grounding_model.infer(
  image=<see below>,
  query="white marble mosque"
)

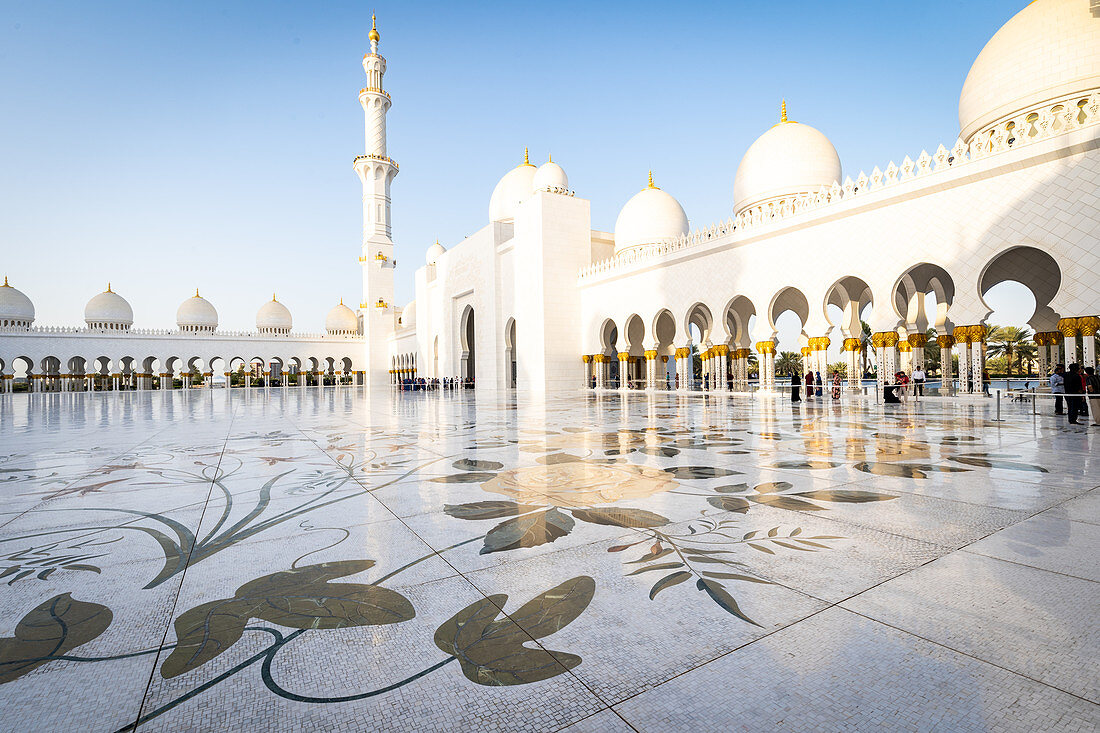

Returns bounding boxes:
[2,0,1100,398]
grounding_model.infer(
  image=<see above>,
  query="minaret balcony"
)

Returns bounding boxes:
[359,87,391,102]
[353,154,399,171]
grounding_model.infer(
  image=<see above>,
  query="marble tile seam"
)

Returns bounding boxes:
[840,605,1100,709]
[0,421,184,533]
[128,400,241,733]
[958,544,1100,586]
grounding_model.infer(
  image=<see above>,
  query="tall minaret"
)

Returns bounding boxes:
[354,13,398,386]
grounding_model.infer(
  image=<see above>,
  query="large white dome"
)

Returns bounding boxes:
[85,285,133,330]
[176,290,218,332]
[257,295,292,334]
[613,175,690,256]
[532,158,568,192]
[425,239,446,266]
[733,106,842,215]
[488,151,536,222]
[400,301,416,329]
[0,277,34,327]
[325,300,358,335]
[959,0,1100,143]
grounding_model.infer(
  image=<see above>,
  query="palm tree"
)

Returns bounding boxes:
[859,320,873,377]
[986,325,1035,377]
[775,351,802,377]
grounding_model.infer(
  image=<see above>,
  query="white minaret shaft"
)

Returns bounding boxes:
[354,13,398,386]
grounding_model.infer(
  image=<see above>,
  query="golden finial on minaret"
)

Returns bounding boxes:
[107,282,113,293]
[780,99,788,123]
[369,12,379,43]
[340,297,344,305]
[647,170,658,189]
[272,292,277,301]
[548,153,552,163]
[523,147,531,166]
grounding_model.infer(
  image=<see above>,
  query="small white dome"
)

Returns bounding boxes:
[426,240,447,266]
[532,158,568,191]
[959,0,1100,143]
[0,277,34,327]
[400,301,416,329]
[84,285,133,330]
[257,295,292,334]
[325,300,358,335]
[613,175,689,256]
[488,152,537,222]
[176,290,218,332]
[733,107,842,215]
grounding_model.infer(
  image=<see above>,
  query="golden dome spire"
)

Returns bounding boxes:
[339,297,344,305]
[548,153,552,163]
[523,147,532,166]
[2,276,8,287]
[781,99,788,123]
[647,170,658,189]
[272,292,277,301]
[369,13,379,43]
[195,287,200,297]
[107,282,113,293]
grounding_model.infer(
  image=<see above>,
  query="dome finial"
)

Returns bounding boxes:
[369,12,379,43]
[548,152,552,163]
[647,170,658,189]
[339,296,343,305]
[195,287,200,297]
[781,99,788,123]
[107,282,112,293]
[523,147,530,166]
[2,276,7,287]
[272,292,277,302]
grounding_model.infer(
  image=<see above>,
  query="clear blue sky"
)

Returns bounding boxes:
[1,0,1033,340]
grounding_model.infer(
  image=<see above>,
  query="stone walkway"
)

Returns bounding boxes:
[0,389,1097,731]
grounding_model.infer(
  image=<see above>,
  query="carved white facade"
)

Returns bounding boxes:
[2,0,1098,397]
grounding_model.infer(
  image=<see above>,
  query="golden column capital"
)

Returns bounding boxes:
[1058,317,1079,337]
[842,337,861,352]
[715,344,730,356]
[898,342,912,353]
[907,333,928,347]
[1076,316,1100,337]
[756,341,776,355]
[581,354,591,363]
[952,326,971,344]
[643,350,658,360]
[800,346,812,356]
[813,336,831,350]
[937,335,956,348]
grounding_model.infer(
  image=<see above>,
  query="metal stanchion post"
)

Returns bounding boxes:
[992,389,1003,422]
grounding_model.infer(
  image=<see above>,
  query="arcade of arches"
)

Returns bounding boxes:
[582,249,1100,396]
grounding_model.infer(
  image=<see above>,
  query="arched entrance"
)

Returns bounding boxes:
[460,306,475,385]
[504,318,517,388]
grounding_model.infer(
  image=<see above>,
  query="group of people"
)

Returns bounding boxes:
[790,370,842,402]
[397,376,473,391]
[1048,363,1100,425]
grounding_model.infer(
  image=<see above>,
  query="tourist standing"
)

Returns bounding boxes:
[1086,366,1100,426]
[804,371,814,399]
[912,365,925,396]
[815,371,823,397]
[1050,364,1065,415]
[791,372,801,402]
[1065,363,1086,425]
[831,371,841,399]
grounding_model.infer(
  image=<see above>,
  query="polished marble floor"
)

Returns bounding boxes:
[0,387,1098,732]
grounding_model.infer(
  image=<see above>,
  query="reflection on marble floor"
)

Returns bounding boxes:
[0,389,1098,731]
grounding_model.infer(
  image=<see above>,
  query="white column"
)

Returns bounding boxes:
[1036,336,1049,383]
[940,338,953,394]
[958,342,972,393]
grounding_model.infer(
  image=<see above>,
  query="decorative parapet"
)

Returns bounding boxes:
[0,324,363,340]
[579,91,1100,282]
